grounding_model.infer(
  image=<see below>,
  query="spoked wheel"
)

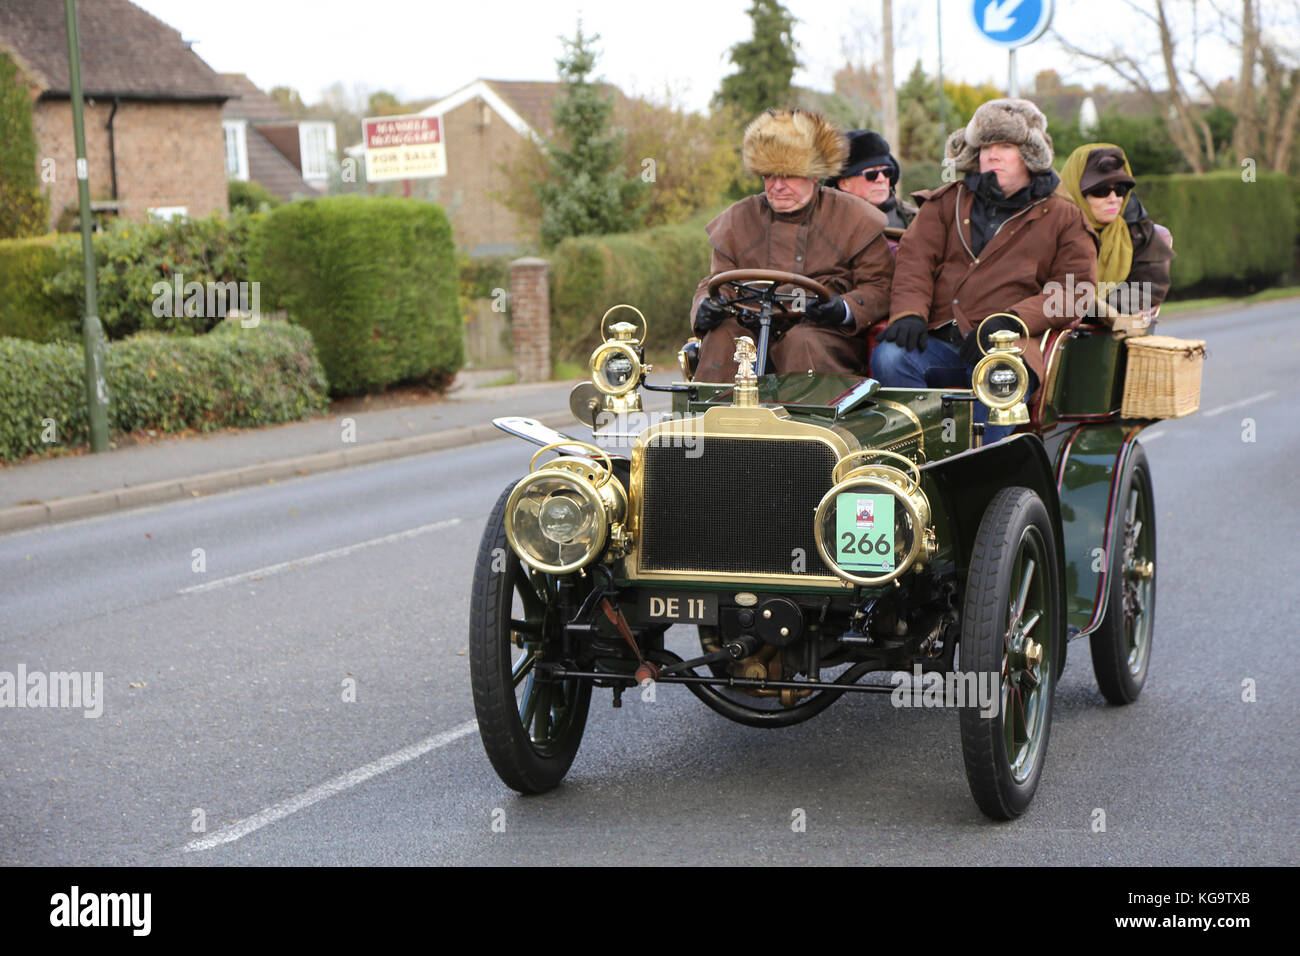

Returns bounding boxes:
[1090,445,1156,704]
[959,487,1062,820]
[469,482,591,794]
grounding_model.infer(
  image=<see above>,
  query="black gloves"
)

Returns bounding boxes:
[694,296,728,335]
[875,314,928,352]
[802,295,851,327]
[958,314,1020,366]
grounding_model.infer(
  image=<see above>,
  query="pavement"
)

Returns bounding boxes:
[0,369,594,533]
[0,297,1277,534]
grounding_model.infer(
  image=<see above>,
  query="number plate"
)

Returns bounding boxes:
[637,591,718,625]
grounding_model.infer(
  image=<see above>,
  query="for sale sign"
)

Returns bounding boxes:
[363,114,446,181]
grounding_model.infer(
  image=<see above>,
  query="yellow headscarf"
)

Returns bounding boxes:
[1058,143,1135,286]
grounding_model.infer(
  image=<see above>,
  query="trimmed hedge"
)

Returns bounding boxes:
[0,235,66,342]
[1139,171,1293,291]
[1,52,49,239]
[0,322,328,461]
[248,195,463,396]
[44,211,257,340]
[550,221,711,362]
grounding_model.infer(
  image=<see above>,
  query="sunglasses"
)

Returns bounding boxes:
[860,167,891,182]
[1084,182,1132,199]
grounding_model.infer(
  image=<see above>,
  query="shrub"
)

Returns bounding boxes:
[43,211,257,339]
[0,322,328,461]
[248,195,463,395]
[898,160,945,201]
[549,221,711,363]
[0,236,68,341]
[1139,171,1292,292]
[0,53,49,238]
[229,179,281,213]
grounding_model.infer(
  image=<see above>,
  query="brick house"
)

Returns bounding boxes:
[0,0,230,229]
[346,78,628,256]
[221,73,337,202]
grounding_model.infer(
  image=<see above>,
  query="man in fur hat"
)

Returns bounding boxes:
[873,98,1097,439]
[690,109,894,381]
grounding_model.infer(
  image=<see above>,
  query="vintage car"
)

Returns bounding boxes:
[469,270,1202,819]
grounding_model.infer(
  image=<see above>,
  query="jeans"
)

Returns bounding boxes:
[870,339,1016,443]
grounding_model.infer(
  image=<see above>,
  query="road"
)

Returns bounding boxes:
[1,301,1297,866]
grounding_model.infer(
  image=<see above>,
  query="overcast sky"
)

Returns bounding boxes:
[132,0,1240,114]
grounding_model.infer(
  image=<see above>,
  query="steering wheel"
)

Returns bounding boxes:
[706,269,835,330]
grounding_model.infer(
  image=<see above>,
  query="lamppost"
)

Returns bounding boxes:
[63,0,110,453]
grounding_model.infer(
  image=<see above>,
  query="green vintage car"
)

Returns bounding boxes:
[469,270,1200,819]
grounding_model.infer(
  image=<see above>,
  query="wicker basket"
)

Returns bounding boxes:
[1121,335,1206,419]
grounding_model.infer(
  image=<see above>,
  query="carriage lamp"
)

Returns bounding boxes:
[813,451,936,587]
[589,308,650,414]
[972,328,1031,427]
[505,442,627,575]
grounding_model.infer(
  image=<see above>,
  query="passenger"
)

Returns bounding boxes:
[691,109,894,382]
[1057,144,1174,317]
[827,130,917,232]
[873,98,1097,440]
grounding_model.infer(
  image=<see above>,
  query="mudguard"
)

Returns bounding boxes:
[1052,422,1152,638]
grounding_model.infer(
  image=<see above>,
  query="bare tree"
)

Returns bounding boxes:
[881,0,898,147]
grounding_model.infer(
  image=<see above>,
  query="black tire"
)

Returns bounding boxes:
[958,487,1062,820]
[469,482,591,794]
[1090,445,1156,705]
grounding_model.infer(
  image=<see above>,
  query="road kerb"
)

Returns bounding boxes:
[0,409,575,533]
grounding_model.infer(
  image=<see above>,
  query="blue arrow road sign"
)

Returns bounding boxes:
[972,0,1054,48]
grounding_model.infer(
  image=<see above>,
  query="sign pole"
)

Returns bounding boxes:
[1008,47,1018,97]
[63,0,109,453]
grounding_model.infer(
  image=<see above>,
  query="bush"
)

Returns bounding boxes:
[898,160,945,201]
[549,221,711,363]
[0,236,69,341]
[1139,171,1293,292]
[248,195,463,395]
[44,211,257,339]
[0,322,328,461]
[0,53,49,238]
[229,180,282,214]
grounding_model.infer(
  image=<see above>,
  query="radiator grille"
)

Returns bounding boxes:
[638,436,837,577]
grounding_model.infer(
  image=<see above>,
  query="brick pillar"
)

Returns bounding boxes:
[510,257,551,383]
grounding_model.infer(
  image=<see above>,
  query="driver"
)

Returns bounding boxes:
[690,109,894,381]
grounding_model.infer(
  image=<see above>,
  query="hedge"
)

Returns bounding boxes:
[549,221,711,362]
[43,211,257,340]
[248,195,463,396]
[1,52,49,239]
[0,235,67,342]
[1139,171,1293,291]
[0,322,328,461]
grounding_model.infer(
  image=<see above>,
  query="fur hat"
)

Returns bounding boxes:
[828,129,900,186]
[743,109,848,180]
[944,98,1054,175]
[1079,146,1135,193]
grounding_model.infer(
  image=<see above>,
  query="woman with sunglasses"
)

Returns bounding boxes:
[828,130,917,231]
[1058,144,1174,317]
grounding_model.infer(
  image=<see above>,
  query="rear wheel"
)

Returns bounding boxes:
[469,482,591,794]
[959,487,1062,820]
[1090,445,1156,704]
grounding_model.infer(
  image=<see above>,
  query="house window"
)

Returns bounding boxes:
[148,206,188,222]
[223,121,248,181]
[298,122,336,182]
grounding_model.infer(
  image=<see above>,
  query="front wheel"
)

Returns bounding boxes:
[469,482,591,794]
[1090,445,1156,704]
[959,487,1063,820]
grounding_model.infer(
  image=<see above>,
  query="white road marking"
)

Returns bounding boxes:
[181,720,479,852]
[1202,390,1277,418]
[178,517,462,594]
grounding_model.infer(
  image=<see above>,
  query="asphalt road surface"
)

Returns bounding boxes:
[2,302,1296,866]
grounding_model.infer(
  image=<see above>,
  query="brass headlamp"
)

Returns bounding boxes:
[971,313,1031,427]
[586,305,650,414]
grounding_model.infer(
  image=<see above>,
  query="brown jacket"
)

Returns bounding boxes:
[692,185,894,333]
[888,180,1097,383]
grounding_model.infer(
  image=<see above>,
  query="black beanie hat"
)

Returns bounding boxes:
[826,129,900,187]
